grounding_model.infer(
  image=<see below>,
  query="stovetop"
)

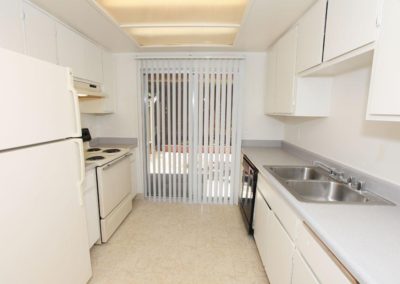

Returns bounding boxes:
[84,145,130,167]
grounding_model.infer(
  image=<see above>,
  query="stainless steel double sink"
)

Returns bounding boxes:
[264,166,393,205]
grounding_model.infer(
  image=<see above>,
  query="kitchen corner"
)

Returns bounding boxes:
[242,141,400,284]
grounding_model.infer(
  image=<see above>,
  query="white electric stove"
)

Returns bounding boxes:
[83,140,133,243]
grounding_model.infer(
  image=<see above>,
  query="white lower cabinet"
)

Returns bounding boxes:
[253,189,271,267]
[264,211,295,284]
[254,188,294,284]
[296,223,355,284]
[83,168,100,248]
[292,250,319,284]
[253,172,358,284]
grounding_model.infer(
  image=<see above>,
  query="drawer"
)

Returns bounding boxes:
[296,222,357,284]
[257,174,300,240]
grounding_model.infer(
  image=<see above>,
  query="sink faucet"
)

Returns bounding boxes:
[314,161,366,189]
[348,176,366,191]
[314,161,335,175]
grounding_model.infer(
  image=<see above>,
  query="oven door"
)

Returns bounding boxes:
[97,154,132,218]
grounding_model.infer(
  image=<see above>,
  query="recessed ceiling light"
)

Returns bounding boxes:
[95,0,249,47]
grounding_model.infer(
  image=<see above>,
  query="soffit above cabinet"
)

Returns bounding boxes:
[29,0,316,52]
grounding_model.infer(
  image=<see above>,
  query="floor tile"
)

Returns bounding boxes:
[89,199,269,284]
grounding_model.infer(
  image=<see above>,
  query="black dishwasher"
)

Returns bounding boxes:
[239,155,258,235]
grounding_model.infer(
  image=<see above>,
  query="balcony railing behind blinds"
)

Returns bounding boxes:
[139,59,243,204]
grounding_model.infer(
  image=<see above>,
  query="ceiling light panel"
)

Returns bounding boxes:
[126,27,238,46]
[96,0,248,25]
[95,0,249,47]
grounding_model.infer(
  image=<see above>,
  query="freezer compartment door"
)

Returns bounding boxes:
[97,154,132,218]
[0,139,92,284]
[0,48,81,151]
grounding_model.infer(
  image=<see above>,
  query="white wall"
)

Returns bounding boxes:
[284,67,400,186]
[80,114,99,136]
[86,52,284,141]
[242,53,284,140]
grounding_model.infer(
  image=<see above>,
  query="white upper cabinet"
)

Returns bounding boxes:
[366,0,400,121]
[102,50,115,98]
[265,26,332,117]
[84,40,103,83]
[79,50,115,114]
[0,0,25,53]
[324,0,382,61]
[274,27,298,114]
[22,2,57,64]
[296,0,327,73]
[264,44,277,115]
[57,23,87,79]
[57,23,102,83]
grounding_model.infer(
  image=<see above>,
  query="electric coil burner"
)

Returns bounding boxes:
[87,148,101,152]
[103,149,121,153]
[86,156,105,161]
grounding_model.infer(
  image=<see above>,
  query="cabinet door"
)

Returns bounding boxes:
[0,0,25,53]
[83,169,100,247]
[275,27,297,114]
[23,2,57,64]
[265,45,277,114]
[324,0,381,61]
[367,0,400,119]
[101,50,116,113]
[57,23,86,80]
[57,24,102,83]
[297,223,354,284]
[292,250,319,284]
[84,40,102,83]
[253,189,271,267]
[296,0,327,72]
[264,211,294,284]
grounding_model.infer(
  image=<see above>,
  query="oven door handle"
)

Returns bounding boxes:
[102,153,132,170]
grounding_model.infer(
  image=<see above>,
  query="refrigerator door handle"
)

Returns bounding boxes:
[70,89,82,138]
[72,139,85,206]
[67,70,82,138]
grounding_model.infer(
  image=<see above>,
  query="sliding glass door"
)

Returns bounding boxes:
[139,59,243,204]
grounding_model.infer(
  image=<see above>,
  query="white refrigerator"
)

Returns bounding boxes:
[0,48,92,283]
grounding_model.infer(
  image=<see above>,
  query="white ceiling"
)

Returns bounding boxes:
[31,0,316,53]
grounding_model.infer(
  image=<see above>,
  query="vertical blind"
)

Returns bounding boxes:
[139,58,243,204]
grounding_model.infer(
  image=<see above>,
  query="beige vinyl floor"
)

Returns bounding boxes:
[89,198,270,284]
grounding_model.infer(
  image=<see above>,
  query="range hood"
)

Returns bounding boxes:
[74,80,105,98]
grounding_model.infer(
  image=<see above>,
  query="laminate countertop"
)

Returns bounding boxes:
[242,146,400,284]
